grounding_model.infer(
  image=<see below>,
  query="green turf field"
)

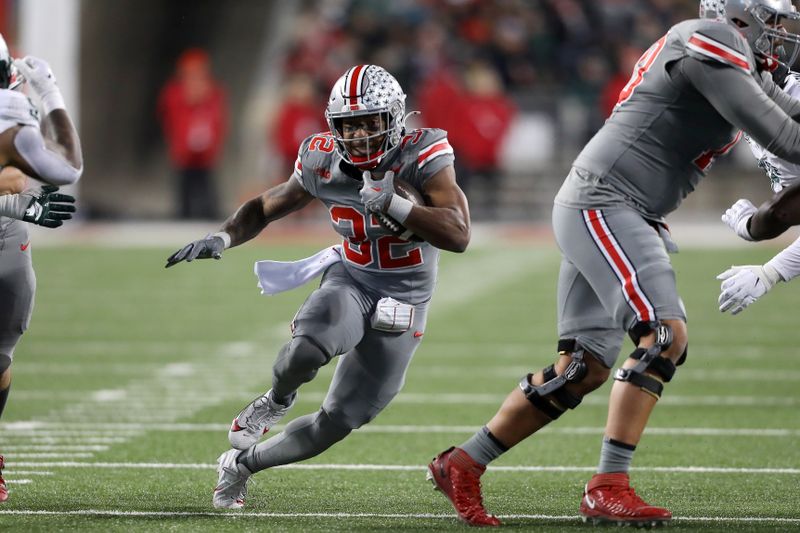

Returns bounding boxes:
[0,242,798,531]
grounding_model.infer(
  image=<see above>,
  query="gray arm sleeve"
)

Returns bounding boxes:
[0,193,25,219]
[13,125,82,186]
[758,71,800,120]
[682,58,800,163]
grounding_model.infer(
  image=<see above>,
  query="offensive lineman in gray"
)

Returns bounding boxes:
[0,34,83,502]
[165,65,470,509]
[428,0,800,527]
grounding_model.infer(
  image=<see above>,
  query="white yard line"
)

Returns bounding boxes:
[2,423,799,437]
[6,462,800,475]
[1,249,547,492]
[8,453,95,459]
[0,509,796,524]
[0,445,109,452]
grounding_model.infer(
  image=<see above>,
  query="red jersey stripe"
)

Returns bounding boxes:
[688,35,750,72]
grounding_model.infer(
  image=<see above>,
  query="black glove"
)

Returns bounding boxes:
[22,185,76,228]
[165,235,226,268]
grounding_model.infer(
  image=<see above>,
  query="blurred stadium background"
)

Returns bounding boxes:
[2,0,800,530]
[0,0,779,223]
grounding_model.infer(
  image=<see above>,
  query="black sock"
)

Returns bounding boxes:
[0,385,9,419]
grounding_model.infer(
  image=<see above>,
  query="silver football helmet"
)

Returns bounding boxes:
[700,0,800,65]
[325,65,407,168]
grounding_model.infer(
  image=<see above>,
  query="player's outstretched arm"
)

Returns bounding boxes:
[165,177,313,268]
[747,181,800,240]
[717,264,782,314]
[721,181,800,241]
[681,58,800,164]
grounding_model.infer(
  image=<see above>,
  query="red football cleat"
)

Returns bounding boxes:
[427,447,501,527]
[0,455,8,502]
[580,472,671,527]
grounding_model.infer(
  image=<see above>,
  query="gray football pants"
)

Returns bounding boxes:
[0,220,35,362]
[553,205,686,368]
[242,262,428,472]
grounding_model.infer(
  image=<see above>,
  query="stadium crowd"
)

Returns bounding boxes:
[270,0,700,211]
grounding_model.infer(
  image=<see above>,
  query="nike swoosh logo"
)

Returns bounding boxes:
[371,187,382,192]
[20,241,30,251]
[585,494,596,509]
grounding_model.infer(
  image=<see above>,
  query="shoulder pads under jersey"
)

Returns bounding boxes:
[683,19,754,74]
[403,128,453,171]
[293,131,336,177]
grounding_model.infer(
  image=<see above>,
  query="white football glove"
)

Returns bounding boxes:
[721,199,757,241]
[359,170,395,213]
[716,264,782,315]
[13,56,65,114]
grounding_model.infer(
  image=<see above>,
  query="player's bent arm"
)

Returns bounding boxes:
[39,109,83,173]
[0,124,82,186]
[402,165,470,253]
[681,59,800,163]
[220,177,313,248]
[747,180,800,240]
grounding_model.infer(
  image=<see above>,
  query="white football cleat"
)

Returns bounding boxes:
[212,449,252,509]
[228,389,295,450]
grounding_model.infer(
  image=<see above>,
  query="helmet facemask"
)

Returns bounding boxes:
[749,4,800,67]
[329,111,394,168]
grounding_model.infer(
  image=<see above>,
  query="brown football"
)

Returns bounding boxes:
[375,177,425,242]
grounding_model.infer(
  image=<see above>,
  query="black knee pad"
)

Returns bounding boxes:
[616,321,677,399]
[519,339,588,420]
[0,354,10,374]
[677,345,688,366]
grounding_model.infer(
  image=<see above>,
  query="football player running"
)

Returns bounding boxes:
[427,0,800,527]
[0,34,83,502]
[718,65,800,314]
[165,65,470,510]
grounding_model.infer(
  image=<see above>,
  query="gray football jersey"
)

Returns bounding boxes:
[292,128,454,305]
[558,18,800,220]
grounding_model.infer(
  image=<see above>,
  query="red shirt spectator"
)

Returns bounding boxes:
[158,49,228,169]
[272,74,326,169]
[158,49,228,219]
[450,63,516,172]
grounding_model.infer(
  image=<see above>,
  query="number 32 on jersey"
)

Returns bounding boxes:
[330,206,423,269]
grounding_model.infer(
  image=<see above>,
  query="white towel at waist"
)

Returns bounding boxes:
[254,245,342,295]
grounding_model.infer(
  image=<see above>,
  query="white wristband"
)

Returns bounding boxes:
[213,231,232,249]
[386,194,414,224]
[40,89,66,115]
[0,192,24,219]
